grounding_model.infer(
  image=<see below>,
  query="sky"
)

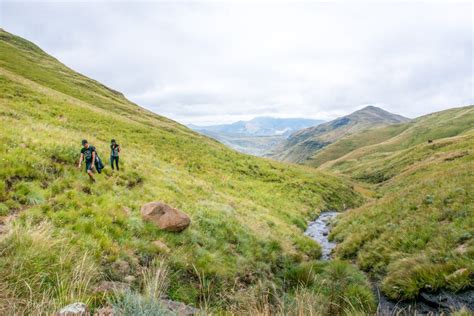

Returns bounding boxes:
[1,1,472,125]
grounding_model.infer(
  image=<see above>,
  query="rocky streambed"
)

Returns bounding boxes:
[304,211,339,260]
[305,211,473,315]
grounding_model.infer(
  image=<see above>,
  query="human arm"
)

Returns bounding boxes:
[91,150,96,169]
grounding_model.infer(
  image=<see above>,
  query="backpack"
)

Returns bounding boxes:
[95,153,105,174]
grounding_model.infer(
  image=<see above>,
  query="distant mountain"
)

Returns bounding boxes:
[268,106,410,163]
[190,117,324,137]
[189,117,324,156]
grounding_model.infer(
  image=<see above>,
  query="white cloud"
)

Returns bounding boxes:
[1,1,472,124]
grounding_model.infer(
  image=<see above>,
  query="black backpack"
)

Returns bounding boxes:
[95,153,105,173]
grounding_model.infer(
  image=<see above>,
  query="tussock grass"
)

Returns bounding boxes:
[0,221,99,314]
[111,259,172,315]
[222,260,375,315]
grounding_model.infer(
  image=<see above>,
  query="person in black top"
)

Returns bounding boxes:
[110,139,121,170]
[78,139,96,181]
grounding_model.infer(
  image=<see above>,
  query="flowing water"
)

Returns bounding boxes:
[304,211,339,260]
[304,211,474,314]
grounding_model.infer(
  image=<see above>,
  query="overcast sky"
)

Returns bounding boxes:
[1,1,472,125]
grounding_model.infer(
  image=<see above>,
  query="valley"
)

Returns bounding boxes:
[189,117,324,156]
[0,29,472,315]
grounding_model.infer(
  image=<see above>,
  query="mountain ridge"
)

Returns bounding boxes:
[190,116,324,137]
[268,105,410,163]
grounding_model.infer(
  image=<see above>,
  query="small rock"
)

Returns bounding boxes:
[159,299,200,315]
[56,302,89,316]
[141,202,190,232]
[94,281,129,294]
[152,240,171,253]
[122,207,131,216]
[111,259,130,275]
[322,231,328,236]
[124,275,136,283]
[445,268,469,282]
[93,305,114,316]
[455,244,467,255]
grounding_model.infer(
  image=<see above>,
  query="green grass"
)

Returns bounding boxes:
[307,123,410,167]
[0,222,100,314]
[324,113,474,300]
[0,29,367,312]
[322,105,474,175]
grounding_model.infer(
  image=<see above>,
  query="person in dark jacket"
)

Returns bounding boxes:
[78,139,96,181]
[110,139,121,170]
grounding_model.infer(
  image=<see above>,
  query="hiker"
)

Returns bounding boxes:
[110,139,121,170]
[78,139,96,181]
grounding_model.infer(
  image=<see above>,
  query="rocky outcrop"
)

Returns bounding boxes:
[376,287,474,315]
[420,289,474,311]
[141,202,190,232]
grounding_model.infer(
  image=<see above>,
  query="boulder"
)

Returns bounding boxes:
[141,202,190,232]
[56,302,89,316]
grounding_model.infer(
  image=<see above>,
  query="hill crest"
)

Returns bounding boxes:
[268,106,409,163]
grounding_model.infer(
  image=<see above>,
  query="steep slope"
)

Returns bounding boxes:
[190,117,324,156]
[269,106,410,163]
[320,106,474,300]
[0,30,364,312]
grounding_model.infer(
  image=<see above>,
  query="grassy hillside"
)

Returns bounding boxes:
[269,106,409,163]
[307,123,411,167]
[318,107,474,300]
[0,30,370,313]
[321,106,474,175]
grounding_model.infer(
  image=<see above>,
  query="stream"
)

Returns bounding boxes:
[304,211,339,260]
[304,211,474,315]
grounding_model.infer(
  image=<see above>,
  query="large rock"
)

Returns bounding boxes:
[56,302,89,316]
[141,202,190,232]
